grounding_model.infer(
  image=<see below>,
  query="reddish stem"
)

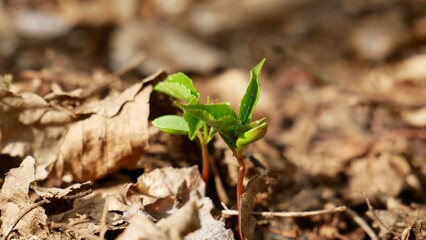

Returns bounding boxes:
[235,149,245,240]
[201,141,209,183]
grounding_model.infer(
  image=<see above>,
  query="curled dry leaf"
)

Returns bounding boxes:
[117,200,200,240]
[129,166,204,220]
[240,173,271,240]
[2,71,165,182]
[54,79,155,182]
[31,181,92,200]
[0,86,74,177]
[157,200,201,240]
[0,156,49,239]
[31,181,93,216]
[134,166,205,201]
[0,90,49,157]
[185,197,234,240]
[127,166,232,239]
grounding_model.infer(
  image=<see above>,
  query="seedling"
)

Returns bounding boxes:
[152,73,216,183]
[152,59,267,240]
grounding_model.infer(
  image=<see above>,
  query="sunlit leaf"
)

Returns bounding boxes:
[239,59,265,125]
[178,103,241,149]
[236,119,268,148]
[152,115,189,135]
[154,73,199,102]
[184,112,203,140]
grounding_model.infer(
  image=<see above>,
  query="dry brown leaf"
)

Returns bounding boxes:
[55,84,151,182]
[31,181,92,200]
[13,10,71,38]
[129,166,204,220]
[0,156,49,239]
[50,193,123,234]
[348,153,410,201]
[240,173,271,240]
[117,200,201,240]
[394,54,426,83]
[348,12,407,62]
[77,80,145,117]
[144,195,176,219]
[60,0,138,26]
[31,181,93,216]
[358,67,426,107]
[134,166,205,202]
[0,90,49,157]
[117,214,169,240]
[0,118,33,157]
[0,89,73,179]
[185,197,234,240]
[282,189,323,212]
[110,21,224,73]
[157,200,201,240]
[129,167,230,239]
[46,70,164,182]
[187,0,314,36]
[284,135,369,177]
[2,70,164,182]
[0,90,48,110]
[401,107,426,127]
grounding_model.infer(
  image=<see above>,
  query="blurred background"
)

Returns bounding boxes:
[1,0,426,76]
[1,1,426,239]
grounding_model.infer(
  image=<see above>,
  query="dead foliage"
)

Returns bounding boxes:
[1,0,426,239]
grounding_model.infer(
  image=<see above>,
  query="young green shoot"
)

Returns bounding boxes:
[152,59,267,240]
[152,73,216,183]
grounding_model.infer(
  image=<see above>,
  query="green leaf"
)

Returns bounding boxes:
[239,58,265,125]
[184,112,203,140]
[236,117,266,135]
[236,119,268,148]
[152,115,189,135]
[178,103,242,149]
[154,73,199,102]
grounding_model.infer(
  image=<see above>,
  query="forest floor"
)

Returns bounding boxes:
[0,1,425,239]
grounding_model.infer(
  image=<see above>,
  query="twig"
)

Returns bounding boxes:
[2,189,93,240]
[362,192,398,236]
[51,222,103,240]
[99,195,110,239]
[328,196,379,240]
[2,198,51,240]
[210,157,230,205]
[344,206,379,240]
[221,206,346,217]
[221,202,230,210]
